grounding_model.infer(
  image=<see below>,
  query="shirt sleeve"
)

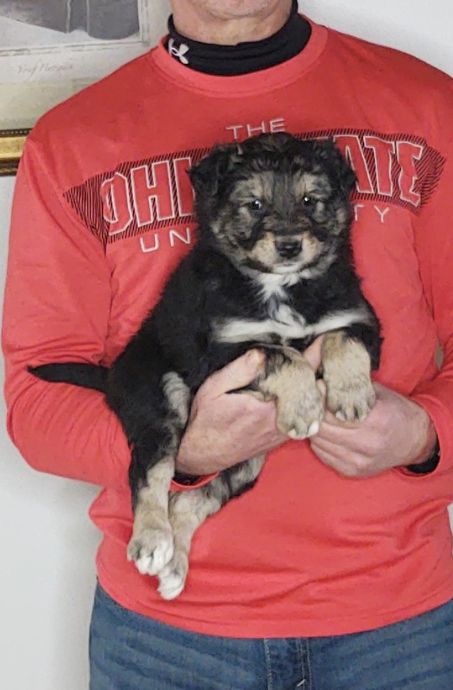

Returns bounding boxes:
[2,134,130,488]
[410,133,453,475]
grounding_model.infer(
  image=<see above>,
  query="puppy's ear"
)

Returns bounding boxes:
[313,139,357,196]
[189,144,242,198]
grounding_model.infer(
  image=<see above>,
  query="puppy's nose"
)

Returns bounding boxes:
[276,239,302,259]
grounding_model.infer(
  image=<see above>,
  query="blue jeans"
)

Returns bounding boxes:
[89,584,453,690]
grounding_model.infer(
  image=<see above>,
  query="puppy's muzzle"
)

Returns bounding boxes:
[275,239,302,259]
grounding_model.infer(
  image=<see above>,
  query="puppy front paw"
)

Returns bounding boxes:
[326,375,375,422]
[127,525,174,576]
[277,382,324,439]
[322,333,376,422]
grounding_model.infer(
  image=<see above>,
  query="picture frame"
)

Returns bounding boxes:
[0,127,29,175]
[0,0,166,175]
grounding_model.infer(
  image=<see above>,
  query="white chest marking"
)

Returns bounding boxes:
[215,308,368,344]
[255,272,300,302]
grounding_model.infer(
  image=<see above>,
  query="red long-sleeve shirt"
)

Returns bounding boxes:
[3,20,453,637]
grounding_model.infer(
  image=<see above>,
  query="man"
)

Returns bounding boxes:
[3,1,453,688]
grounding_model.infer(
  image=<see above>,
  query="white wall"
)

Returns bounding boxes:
[0,179,101,689]
[0,2,452,689]
[302,0,453,74]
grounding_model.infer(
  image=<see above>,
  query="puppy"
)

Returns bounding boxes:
[30,133,381,600]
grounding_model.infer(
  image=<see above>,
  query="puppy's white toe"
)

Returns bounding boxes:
[335,410,347,422]
[158,572,186,600]
[157,552,188,600]
[136,554,153,575]
[307,420,320,436]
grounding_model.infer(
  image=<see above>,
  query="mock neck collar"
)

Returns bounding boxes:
[166,0,311,76]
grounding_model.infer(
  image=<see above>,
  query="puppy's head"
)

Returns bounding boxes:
[190,132,356,277]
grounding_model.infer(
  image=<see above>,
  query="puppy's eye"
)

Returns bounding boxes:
[303,195,315,206]
[248,199,264,212]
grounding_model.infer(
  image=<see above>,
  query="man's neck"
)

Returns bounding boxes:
[172,1,293,46]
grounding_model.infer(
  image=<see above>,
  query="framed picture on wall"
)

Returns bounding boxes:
[0,0,167,175]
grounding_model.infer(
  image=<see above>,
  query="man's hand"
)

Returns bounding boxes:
[310,382,437,478]
[176,350,285,475]
[176,339,324,476]
[176,339,435,482]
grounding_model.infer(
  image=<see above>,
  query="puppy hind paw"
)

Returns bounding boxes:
[127,526,174,576]
[157,552,188,600]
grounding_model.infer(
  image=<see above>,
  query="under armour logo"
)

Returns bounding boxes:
[168,38,190,65]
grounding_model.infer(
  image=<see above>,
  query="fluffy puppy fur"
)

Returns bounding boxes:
[30,133,381,599]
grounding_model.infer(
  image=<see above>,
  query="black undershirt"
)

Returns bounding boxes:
[166,0,311,76]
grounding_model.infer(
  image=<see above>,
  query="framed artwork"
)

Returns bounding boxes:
[0,0,168,174]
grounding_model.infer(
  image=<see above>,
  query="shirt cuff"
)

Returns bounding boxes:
[402,391,449,475]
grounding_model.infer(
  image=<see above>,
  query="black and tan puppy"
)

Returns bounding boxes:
[30,133,381,599]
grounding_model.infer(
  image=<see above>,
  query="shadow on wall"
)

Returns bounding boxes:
[50,482,101,690]
[0,0,140,39]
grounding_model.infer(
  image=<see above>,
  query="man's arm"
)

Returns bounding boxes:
[2,135,130,488]
[409,133,453,474]
[3,133,289,492]
[310,129,453,478]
